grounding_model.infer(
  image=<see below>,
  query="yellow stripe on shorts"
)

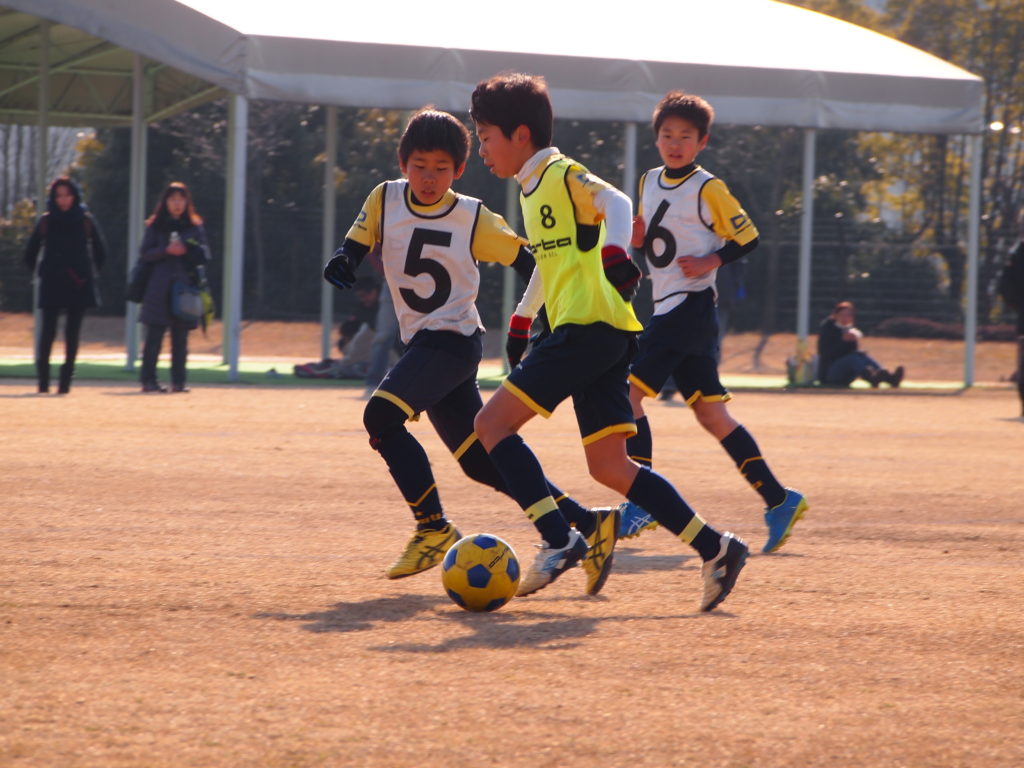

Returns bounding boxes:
[501,378,552,419]
[685,390,732,406]
[581,422,638,447]
[628,372,658,398]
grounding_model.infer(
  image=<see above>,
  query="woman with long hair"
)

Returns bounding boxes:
[137,181,210,393]
[23,175,107,394]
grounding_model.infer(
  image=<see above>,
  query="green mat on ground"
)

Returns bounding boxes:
[2,355,972,391]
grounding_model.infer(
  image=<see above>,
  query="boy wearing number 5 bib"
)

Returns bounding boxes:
[324,108,610,587]
[619,91,808,554]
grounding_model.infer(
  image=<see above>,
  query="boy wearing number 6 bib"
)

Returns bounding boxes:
[620,91,808,554]
[323,108,613,589]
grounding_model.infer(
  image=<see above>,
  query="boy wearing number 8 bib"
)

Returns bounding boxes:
[619,91,808,554]
[471,74,748,611]
[323,108,612,588]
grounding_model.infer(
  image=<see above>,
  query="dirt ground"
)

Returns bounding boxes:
[2,326,1022,767]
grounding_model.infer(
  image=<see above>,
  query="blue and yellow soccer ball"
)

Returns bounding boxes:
[441,533,520,612]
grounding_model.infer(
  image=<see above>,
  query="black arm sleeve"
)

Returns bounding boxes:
[339,237,370,268]
[510,245,535,283]
[717,236,758,265]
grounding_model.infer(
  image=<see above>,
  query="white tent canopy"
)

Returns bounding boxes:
[2,0,986,381]
[9,0,983,131]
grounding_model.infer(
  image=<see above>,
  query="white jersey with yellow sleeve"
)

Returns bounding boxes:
[638,165,758,317]
[345,180,527,344]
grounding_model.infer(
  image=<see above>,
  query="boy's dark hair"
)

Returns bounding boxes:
[398,107,471,167]
[470,72,553,149]
[146,180,203,228]
[653,91,715,139]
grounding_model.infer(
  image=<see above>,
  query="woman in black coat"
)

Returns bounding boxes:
[23,176,107,394]
[137,181,209,393]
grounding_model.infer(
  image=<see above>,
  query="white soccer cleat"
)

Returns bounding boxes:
[516,529,588,597]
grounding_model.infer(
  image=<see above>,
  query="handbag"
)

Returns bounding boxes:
[171,278,204,323]
[127,258,153,303]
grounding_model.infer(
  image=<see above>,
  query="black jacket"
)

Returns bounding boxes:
[24,208,106,310]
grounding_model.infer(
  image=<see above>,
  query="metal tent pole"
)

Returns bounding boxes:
[33,20,50,356]
[124,53,148,370]
[796,128,817,343]
[963,132,983,387]
[222,94,248,381]
[320,105,338,361]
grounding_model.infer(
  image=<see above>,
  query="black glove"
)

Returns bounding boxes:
[601,245,642,301]
[506,314,532,368]
[324,249,357,290]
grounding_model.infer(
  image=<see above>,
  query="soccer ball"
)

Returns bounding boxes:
[441,533,520,612]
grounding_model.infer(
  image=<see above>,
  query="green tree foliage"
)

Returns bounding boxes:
[786,0,1024,324]
[0,198,38,311]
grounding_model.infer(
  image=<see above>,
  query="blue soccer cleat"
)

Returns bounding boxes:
[762,488,808,553]
[617,500,659,539]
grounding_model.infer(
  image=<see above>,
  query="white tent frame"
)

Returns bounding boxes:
[4,0,986,383]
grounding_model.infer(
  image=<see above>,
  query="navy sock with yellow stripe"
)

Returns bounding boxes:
[549,483,593,536]
[488,434,569,547]
[456,438,507,493]
[625,466,721,561]
[457,437,590,533]
[375,427,444,529]
[721,425,786,508]
[365,397,445,530]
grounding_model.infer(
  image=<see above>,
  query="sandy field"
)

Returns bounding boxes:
[1,321,1022,767]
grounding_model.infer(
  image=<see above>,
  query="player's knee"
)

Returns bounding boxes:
[363,397,408,450]
[587,460,634,496]
[473,410,497,449]
[694,401,734,434]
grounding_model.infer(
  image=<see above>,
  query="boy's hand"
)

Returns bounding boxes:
[631,215,646,250]
[324,249,357,290]
[677,253,721,278]
[506,314,532,368]
[601,246,642,301]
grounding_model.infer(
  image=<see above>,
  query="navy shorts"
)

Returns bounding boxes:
[375,329,485,453]
[504,322,637,445]
[629,288,731,405]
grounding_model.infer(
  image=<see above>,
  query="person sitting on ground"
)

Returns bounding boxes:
[816,300,904,388]
[294,277,384,379]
